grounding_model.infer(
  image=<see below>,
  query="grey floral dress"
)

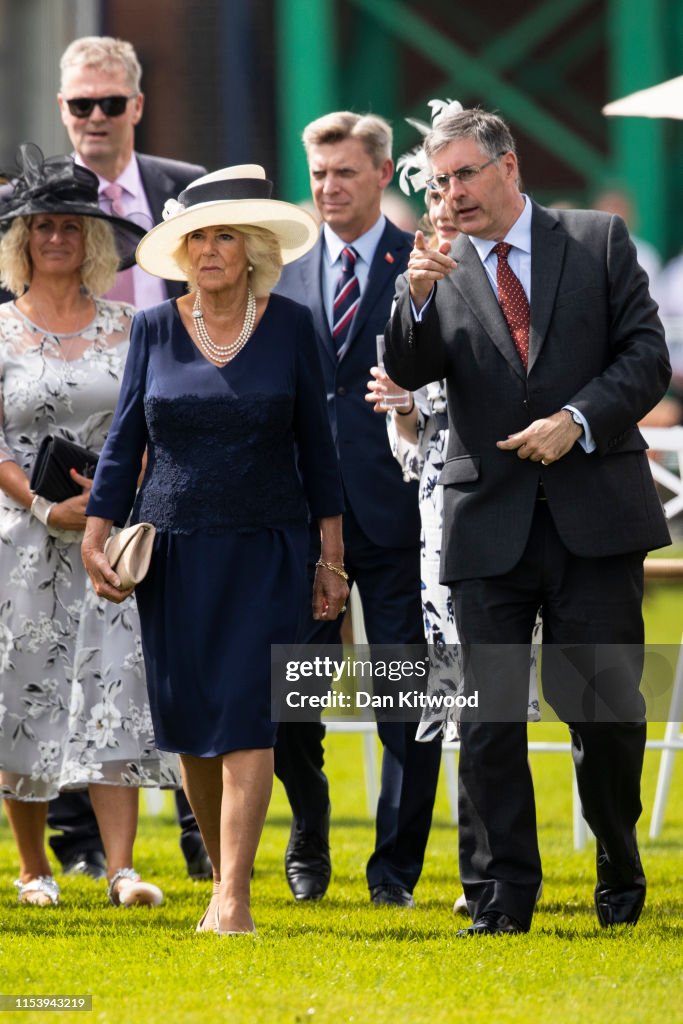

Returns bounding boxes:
[0,299,180,800]
[387,380,542,740]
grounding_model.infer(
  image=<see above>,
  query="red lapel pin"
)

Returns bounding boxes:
[384,252,394,264]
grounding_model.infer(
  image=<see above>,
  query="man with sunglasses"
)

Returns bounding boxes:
[386,108,671,935]
[57,35,205,308]
[45,35,210,883]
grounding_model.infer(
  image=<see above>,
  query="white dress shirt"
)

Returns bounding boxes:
[413,195,593,450]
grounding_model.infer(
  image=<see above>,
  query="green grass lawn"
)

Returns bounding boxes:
[1,731,682,1024]
[1,582,682,1024]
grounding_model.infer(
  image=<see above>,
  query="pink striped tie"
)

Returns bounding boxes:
[332,246,360,354]
[101,183,136,306]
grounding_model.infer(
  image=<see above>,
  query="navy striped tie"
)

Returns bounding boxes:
[332,246,360,354]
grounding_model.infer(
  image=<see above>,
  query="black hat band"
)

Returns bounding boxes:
[178,177,273,209]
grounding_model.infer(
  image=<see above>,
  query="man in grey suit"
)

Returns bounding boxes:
[386,108,671,935]
[46,35,208,881]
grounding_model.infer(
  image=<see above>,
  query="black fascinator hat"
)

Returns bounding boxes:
[0,143,146,269]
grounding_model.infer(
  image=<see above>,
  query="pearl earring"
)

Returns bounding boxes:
[248,264,254,272]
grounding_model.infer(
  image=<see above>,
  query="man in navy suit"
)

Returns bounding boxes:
[45,36,208,881]
[275,111,442,906]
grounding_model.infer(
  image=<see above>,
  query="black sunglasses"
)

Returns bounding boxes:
[65,95,137,118]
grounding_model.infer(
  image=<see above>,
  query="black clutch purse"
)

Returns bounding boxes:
[30,435,99,503]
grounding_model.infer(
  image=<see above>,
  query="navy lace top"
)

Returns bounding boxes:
[87,295,343,534]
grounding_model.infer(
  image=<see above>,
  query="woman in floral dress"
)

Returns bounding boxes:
[0,147,179,908]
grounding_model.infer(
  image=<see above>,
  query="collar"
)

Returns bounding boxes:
[322,215,387,267]
[469,194,531,263]
[75,153,142,198]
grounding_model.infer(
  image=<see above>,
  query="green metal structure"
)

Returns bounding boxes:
[275,0,682,258]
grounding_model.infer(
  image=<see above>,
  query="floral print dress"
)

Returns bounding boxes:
[387,380,541,740]
[0,299,180,800]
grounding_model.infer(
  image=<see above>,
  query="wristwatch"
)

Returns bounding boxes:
[565,407,584,434]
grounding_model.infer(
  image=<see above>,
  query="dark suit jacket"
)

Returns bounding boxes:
[275,219,420,549]
[386,202,671,582]
[136,152,206,300]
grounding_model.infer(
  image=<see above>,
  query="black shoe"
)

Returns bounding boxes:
[370,884,415,908]
[62,850,107,881]
[285,814,331,901]
[456,911,526,937]
[594,884,646,927]
[595,839,646,927]
[185,847,213,881]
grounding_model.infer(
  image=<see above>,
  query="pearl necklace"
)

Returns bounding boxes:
[192,287,256,365]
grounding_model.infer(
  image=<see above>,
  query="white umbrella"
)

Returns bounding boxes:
[602,75,683,120]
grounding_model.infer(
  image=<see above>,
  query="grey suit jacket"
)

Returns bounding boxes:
[136,153,205,300]
[385,202,671,582]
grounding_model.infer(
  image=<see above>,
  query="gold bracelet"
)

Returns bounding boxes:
[316,559,349,581]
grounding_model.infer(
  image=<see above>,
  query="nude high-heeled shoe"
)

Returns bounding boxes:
[196,881,221,933]
[215,906,257,937]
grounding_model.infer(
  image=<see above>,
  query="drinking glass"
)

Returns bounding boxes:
[375,335,412,411]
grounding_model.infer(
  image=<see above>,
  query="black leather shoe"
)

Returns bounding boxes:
[186,848,213,881]
[370,884,415,908]
[285,816,331,901]
[595,839,646,926]
[456,911,526,937]
[594,884,646,927]
[62,850,107,881]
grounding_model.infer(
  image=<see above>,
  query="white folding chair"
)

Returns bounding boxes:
[641,426,683,520]
[649,629,683,837]
[323,584,379,816]
[640,427,683,836]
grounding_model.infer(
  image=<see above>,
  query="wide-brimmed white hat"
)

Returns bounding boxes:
[136,164,319,280]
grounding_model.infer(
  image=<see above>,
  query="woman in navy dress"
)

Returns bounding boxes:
[82,165,347,935]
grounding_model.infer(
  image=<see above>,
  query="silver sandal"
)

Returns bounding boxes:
[107,868,163,908]
[14,875,60,906]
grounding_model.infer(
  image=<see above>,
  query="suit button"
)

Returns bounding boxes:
[337,386,346,396]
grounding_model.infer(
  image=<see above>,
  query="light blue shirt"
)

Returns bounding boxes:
[413,195,593,451]
[322,216,387,330]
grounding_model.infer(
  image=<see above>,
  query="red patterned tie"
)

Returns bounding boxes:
[332,246,360,354]
[101,183,136,306]
[493,242,529,370]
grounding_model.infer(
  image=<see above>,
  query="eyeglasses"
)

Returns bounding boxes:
[426,153,507,193]
[64,95,137,118]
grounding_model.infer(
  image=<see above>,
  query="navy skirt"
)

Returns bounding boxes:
[135,526,309,756]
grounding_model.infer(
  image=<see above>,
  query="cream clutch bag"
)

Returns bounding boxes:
[104,522,156,590]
